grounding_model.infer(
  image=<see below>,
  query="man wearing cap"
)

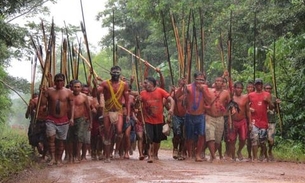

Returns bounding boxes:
[248,78,274,162]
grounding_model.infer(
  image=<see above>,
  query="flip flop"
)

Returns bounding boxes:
[139,156,145,160]
[147,159,153,163]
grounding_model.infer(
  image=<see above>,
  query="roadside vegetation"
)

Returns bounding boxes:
[0,126,33,182]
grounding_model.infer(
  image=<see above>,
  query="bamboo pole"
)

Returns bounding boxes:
[117,45,157,70]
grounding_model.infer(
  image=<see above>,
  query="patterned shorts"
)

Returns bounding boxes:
[250,125,267,146]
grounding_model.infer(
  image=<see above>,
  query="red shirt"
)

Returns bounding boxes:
[140,87,170,124]
[248,91,270,129]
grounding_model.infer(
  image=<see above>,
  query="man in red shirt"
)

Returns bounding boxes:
[140,76,174,163]
[248,78,274,162]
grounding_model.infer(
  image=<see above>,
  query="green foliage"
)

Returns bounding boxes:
[0,126,33,182]
[97,0,305,146]
[273,137,305,162]
[0,68,11,124]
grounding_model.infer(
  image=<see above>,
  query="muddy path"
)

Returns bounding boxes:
[8,150,305,183]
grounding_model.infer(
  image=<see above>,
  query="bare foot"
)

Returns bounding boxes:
[237,152,243,161]
[104,158,111,163]
[48,159,56,166]
[57,161,64,167]
[210,158,220,164]
[195,157,204,162]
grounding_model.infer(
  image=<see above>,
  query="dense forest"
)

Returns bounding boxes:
[0,0,304,148]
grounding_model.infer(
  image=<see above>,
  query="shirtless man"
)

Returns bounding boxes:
[205,77,230,162]
[25,92,48,160]
[248,78,274,162]
[184,72,211,162]
[170,77,187,160]
[121,91,135,159]
[71,80,92,162]
[264,83,280,161]
[82,85,100,161]
[95,66,130,163]
[227,82,251,160]
[43,73,74,166]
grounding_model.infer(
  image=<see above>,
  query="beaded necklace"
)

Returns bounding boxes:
[213,89,226,112]
[192,82,202,111]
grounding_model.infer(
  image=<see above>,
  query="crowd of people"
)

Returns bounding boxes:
[25,66,280,166]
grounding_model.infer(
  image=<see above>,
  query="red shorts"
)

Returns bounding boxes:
[227,118,247,142]
[135,122,144,133]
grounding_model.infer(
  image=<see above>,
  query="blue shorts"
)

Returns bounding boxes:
[172,115,185,136]
[185,114,205,140]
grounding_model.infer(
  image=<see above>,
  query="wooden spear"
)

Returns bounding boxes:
[117,45,157,70]
[271,39,283,136]
[30,35,44,71]
[134,47,148,142]
[34,21,54,125]
[199,7,205,73]
[80,0,95,80]
[0,79,28,106]
[170,12,184,78]
[161,11,174,86]
[217,31,226,70]
[73,47,98,78]
[185,9,192,83]
[253,11,257,80]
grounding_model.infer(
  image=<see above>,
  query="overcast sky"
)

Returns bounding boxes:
[7,0,108,81]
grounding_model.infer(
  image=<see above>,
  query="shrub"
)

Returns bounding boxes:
[0,126,33,182]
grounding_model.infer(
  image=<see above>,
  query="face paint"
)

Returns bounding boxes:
[110,70,121,81]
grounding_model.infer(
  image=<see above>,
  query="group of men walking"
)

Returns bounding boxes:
[26,66,280,166]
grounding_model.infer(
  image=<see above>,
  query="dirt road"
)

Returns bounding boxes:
[9,150,305,183]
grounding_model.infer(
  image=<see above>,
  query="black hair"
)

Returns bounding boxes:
[111,65,121,71]
[71,80,82,86]
[247,81,254,86]
[145,76,157,87]
[234,81,244,88]
[264,83,272,88]
[54,73,65,81]
[193,71,205,79]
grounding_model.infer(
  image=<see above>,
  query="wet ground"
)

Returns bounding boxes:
[7,150,305,183]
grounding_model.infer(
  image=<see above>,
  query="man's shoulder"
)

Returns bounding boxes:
[242,94,249,99]
[222,89,230,95]
[63,87,73,93]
